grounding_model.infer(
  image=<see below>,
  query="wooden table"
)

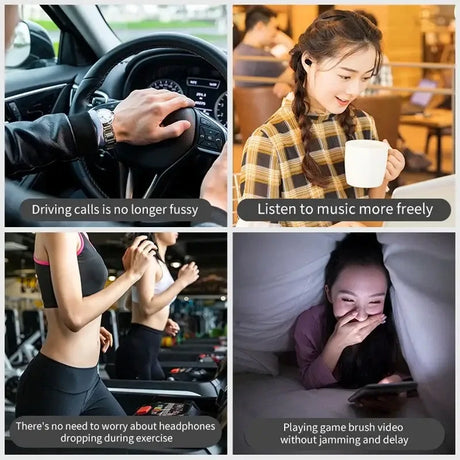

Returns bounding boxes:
[399,108,453,176]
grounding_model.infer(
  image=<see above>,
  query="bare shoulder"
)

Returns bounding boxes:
[152,257,163,280]
[41,233,80,253]
[138,256,162,283]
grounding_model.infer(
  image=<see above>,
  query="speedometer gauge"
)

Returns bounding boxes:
[214,92,227,128]
[150,79,183,94]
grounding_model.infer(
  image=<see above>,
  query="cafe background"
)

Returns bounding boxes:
[232,4,455,223]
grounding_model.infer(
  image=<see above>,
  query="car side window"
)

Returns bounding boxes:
[6,6,58,71]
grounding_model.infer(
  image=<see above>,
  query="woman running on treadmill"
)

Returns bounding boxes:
[15,232,155,416]
[115,233,199,380]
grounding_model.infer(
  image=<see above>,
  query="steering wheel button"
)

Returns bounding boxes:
[205,127,218,137]
[203,140,218,150]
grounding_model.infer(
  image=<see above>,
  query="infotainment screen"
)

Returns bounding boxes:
[186,77,221,118]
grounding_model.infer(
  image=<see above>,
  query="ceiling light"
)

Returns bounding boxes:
[108,275,116,281]
[170,261,181,269]
[5,242,27,251]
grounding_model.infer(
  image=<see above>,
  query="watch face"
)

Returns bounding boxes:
[97,109,113,123]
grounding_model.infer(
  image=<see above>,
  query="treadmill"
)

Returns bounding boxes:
[5,361,227,455]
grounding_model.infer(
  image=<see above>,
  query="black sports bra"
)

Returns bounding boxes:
[34,233,108,308]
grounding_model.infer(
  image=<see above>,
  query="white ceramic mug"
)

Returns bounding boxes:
[344,139,389,188]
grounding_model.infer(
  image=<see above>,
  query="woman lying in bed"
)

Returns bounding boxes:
[294,233,408,390]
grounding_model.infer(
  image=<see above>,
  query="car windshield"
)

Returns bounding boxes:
[98,4,227,48]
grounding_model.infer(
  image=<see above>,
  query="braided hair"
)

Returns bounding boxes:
[290,10,382,186]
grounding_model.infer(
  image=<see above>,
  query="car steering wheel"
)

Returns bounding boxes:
[69,33,227,199]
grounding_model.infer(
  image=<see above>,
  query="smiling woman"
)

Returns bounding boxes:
[294,234,404,390]
[238,10,405,227]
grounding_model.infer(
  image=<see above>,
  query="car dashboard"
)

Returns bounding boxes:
[6,48,227,206]
[122,51,227,129]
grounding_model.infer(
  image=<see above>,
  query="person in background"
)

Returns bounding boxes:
[234,6,291,87]
[233,22,243,49]
[115,233,199,380]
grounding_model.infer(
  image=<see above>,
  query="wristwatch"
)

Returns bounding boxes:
[95,108,116,150]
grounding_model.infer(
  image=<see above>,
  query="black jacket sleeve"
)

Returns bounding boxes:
[5,112,98,179]
[193,206,227,227]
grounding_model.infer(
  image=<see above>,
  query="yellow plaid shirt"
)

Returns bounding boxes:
[239,96,379,227]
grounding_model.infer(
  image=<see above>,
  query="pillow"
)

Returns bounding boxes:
[234,233,344,360]
[379,233,454,447]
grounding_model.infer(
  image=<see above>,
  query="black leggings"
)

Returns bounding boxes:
[15,353,125,417]
[115,323,165,380]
